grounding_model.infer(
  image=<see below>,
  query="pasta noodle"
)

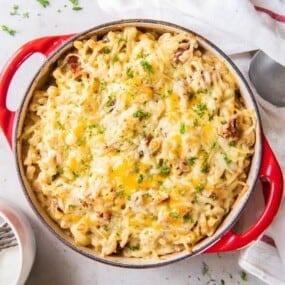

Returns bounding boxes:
[21,27,256,258]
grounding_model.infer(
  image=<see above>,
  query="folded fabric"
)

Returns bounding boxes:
[98,0,285,64]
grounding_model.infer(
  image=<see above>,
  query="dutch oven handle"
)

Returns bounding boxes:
[0,34,74,148]
[206,134,283,253]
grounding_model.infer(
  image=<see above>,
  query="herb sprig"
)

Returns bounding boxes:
[37,0,50,7]
[68,0,83,11]
[1,25,16,36]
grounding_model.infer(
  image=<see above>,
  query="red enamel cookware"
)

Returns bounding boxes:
[0,20,283,268]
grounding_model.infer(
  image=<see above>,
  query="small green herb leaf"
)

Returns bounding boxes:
[10,5,19,15]
[1,25,16,36]
[140,60,153,73]
[37,0,50,7]
[103,47,111,54]
[241,271,248,281]
[128,245,139,251]
[160,165,170,175]
[133,109,150,120]
[187,156,197,166]
[183,213,193,223]
[202,262,209,276]
[100,81,107,91]
[72,6,82,10]
[169,211,180,218]
[126,67,134,78]
[180,122,186,134]
[137,174,144,184]
[193,103,207,118]
[195,183,205,193]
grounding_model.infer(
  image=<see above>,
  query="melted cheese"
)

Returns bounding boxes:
[22,27,256,258]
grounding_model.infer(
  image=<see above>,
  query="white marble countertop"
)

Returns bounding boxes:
[0,1,266,284]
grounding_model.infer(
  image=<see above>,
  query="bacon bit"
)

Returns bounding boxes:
[66,55,81,74]
[144,134,153,146]
[209,192,217,200]
[174,39,190,65]
[97,210,111,221]
[221,118,240,141]
[79,199,90,208]
[174,159,190,175]
[56,205,63,213]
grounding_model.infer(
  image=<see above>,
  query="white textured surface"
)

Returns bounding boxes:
[1,1,283,284]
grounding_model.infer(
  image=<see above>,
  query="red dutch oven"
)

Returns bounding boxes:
[0,20,283,268]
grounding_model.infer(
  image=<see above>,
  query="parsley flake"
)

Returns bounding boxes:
[137,174,144,184]
[160,165,170,175]
[37,0,50,7]
[126,67,134,78]
[140,60,153,73]
[241,271,248,281]
[1,25,16,36]
[169,211,180,218]
[10,5,19,16]
[187,156,197,166]
[193,103,207,118]
[133,109,150,120]
[202,262,209,276]
[180,122,186,134]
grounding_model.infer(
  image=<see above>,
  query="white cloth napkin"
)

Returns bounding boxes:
[98,0,285,64]
[97,0,285,282]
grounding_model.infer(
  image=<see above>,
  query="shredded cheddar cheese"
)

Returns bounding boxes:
[21,27,256,258]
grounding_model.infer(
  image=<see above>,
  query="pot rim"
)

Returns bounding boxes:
[14,19,262,268]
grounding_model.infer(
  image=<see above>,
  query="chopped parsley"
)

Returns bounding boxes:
[169,211,180,219]
[72,6,82,11]
[100,81,107,91]
[137,173,144,184]
[180,122,186,134]
[118,37,127,44]
[223,152,232,164]
[106,95,115,107]
[56,167,64,175]
[37,0,50,7]
[128,245,139,251]
[103,47,111,54]
[201,161,209,173]
[228,141,236,146]
[56,121,64,129]
[72,171,80,178]
[126,67,134,78]
[193,103,207,118]
[202,262,209,276]
[112,55,119,63]
[137,50,146,59]
[10,5,19,15]
[22,12,29,18]
[183,213,193,223]
[68,0,83,10]
[240,271,248,281]
[117,189,125,197]
[1,25,16,36]
[133,109,150,120]
[140,60,153,73]
[160,165,170,175]
[187,156,197,166]
[195,183,205,193]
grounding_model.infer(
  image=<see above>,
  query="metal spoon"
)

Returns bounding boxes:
[249,50,285,107]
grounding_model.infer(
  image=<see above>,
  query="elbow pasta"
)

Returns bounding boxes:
[21,27,256,258]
